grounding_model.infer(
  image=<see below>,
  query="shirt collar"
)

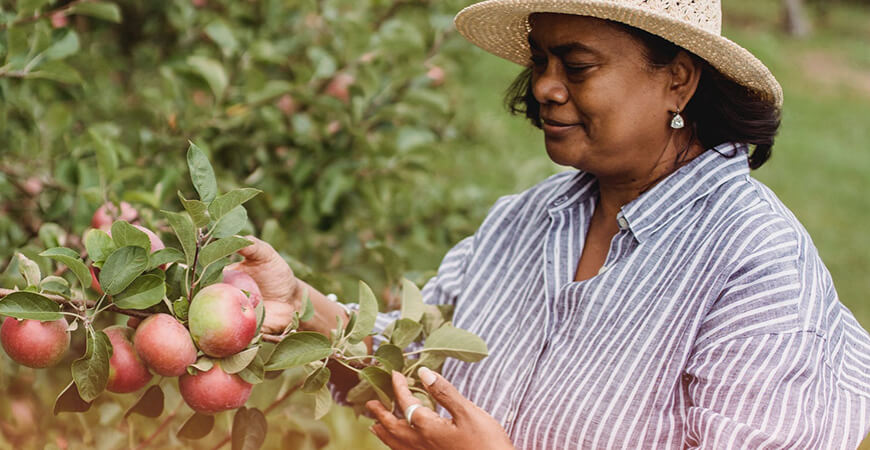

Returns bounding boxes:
[546,142,750,243]
[619,142,750,243]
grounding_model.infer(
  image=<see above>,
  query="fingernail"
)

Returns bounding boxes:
[418,367,436,386]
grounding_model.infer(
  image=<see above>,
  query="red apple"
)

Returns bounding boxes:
[222,268,262,307]
[133,313,197,377]
[179,364,253,414]
[104,326,152,393]
[188,283,257,358]
[132,225,165,253]
[91,202,138,231]
[0,317,70,368]
[325,73,354,103]
[90,265,103,295]
[426,65,446,87]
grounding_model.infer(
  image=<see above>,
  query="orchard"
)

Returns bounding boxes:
[0,0,501,446]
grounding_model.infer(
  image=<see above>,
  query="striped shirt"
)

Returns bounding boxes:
[363,142,870,449]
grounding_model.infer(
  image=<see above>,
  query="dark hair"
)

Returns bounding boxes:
[505,21,782,169]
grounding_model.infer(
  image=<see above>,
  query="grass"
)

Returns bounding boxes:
[322,2,870,448]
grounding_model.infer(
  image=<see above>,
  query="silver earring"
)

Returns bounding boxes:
[670,109,685,129]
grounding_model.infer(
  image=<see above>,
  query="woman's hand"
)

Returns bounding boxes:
[229,236,301,334]
[366,368,514,450]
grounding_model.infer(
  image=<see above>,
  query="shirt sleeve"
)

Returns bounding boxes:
[684,331,870,449]
[683,219,870,448]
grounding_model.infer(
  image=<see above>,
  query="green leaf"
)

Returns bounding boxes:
[16,252,41,288]
[110,220,150,250]
[0,291,62,320]
[347,281,378,344]
[390,319,422,349]
[84,229,116,264]
[40,247,91,289]
[205,20,239,57]
[197,256,231,289]
[400,278,424,321]
[124,385,164,418]
[421,325,488,363]
[187,55,228,99]
[40,276,71,297]
[237,353,265,385]
[231,407,267,450]
[18,0,52,14]
[346,379,376,405]
[42,29,79,61]
[186,142,218,203]
[68,2,122,23]
[210,205,247,239]
[374,344,404,372]
[38,223,65,249]
[314,385,332,420]
[190,356,214,373]
[99,246,148,295]
[112,274,165,309]
[178,192,210,228]
[54,381,92,415]
[208,188,262,221]
[25,61,83,84]
[198,236,252,268]
[178,412,214,440]
[359,367,394,410]
[299,294,315,322]
[149,248,185,270]
[72,330,112,402]
[302,366,331,393]
[264,332,332,371]
[220,346,260,374]
[89,127,118,184]
[162,211,197,266]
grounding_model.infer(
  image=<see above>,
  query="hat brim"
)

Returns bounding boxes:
[454,0,783,107]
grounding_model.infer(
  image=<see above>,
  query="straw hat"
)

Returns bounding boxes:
[454,0,783,107]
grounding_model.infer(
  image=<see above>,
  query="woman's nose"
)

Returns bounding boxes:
[532,65,569,105]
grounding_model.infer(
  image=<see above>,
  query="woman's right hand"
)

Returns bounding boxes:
[228,236,302,334]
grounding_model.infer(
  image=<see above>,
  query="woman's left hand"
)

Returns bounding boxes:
[365,368,514,450]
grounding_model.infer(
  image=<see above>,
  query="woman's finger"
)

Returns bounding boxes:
[370,423,408,450]
[417,367,473,423]
[366,401,420,448]
[236,235,278,265]
[391,371,441,428]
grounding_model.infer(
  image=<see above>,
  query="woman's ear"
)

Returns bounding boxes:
[668,51,702,108]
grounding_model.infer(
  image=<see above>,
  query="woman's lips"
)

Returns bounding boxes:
[542,118,582,136]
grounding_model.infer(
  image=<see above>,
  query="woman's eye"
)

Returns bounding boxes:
[564,64,593,75]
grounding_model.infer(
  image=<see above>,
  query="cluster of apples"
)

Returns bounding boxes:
[1,202,265,415]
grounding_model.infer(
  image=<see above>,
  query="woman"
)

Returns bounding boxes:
[239,0,870,448]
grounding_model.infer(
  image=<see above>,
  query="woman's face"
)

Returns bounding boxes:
[528,14,675,178]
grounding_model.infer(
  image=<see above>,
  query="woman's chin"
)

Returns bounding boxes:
[544,139,586,168]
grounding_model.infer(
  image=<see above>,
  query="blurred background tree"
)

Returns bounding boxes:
[2,0,869,448]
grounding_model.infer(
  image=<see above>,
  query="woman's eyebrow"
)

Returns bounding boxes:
[528,36,599,57]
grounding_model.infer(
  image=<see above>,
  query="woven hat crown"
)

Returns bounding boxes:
[616,0,722,34]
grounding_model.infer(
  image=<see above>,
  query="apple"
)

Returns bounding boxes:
[90,265,103,295]
[188,283,257,358]
[427,65,446,87]
[222,268,262,307]
[91,202,138,231]
[131,225,165,253]
[104,326,152,393]
[325,73,354,103]
[133,313,197,377]
[0,317,70,368]
[178,364,253,414]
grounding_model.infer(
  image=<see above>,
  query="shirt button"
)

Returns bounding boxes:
[616,216,629,230]
[551,195,567,207]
